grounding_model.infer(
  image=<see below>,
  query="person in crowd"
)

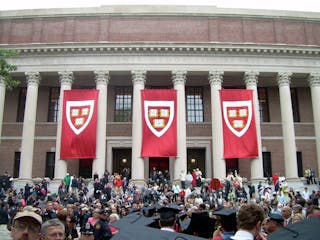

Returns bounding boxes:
[42,201,57,222]
[65,215,79,239]
[230,203,266,240]
[158,205,179,232]
[292,212,304,223]
[80,222,94,240]
[301,187,310,200]
[63,173,71,193]
[263,213,284,234]
[212,208,237,240]
[305,168,311,185]
[247,181,255,199]
[281,205,293,226]
[272,173,279,192]
[41,218,65,240]
[179,170,186,189]
[93,209,112,240]
[185,171,193,188]
[10,206,42,240]
[292,204,305,219]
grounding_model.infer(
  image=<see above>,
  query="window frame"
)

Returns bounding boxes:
[47,87,60,122]
[114,86,133,122]
[186,86,204,123]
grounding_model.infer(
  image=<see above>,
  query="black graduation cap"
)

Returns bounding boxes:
[158,204,180,221]
[111,222,208,240]
[213,208,237,232]
[111,211,207,240]
[183,211,216,238]
[268,216,320,240]
[111,212,158,229]
[142,205,157,217]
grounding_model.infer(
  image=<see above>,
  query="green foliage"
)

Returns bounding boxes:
[0,49,19,90]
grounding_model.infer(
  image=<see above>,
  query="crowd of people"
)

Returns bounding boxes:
[0,168,319,240]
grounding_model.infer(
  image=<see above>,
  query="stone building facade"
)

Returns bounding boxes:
[0,6,319,182]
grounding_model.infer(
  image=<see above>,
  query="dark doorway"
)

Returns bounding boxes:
[79,159,93,178]
[297,152,303,177]
[149,157,169,176]
[112,148,131,174]
[187,148,206,177]
[13,152,21,178]
[45,152,55,179]
[262,152,272,178]
[225,158,239,176]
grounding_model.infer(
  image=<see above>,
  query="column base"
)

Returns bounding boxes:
[13,178,33,191]
[129,179,147,189]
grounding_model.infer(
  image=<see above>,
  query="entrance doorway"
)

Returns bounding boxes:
[112,148,131,175]
[149,157,169,177]
[79,159,93,178]
[225,158,239,176]
[187,148,206,177]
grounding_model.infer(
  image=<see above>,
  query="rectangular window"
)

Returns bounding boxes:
[13,152,21,178]
[297,151,303,177]
[17,87,27,122]
[291,88,300,122]
[262,152,272,178]
[45,152,55,179]
[258,88,270,122]
[48,87,60,122]
[114,87,132,122]
[186,87,204,123]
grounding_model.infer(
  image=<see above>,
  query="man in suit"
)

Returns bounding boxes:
[281,206,293,226]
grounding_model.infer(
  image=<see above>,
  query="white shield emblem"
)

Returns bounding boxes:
[66,100,95,135]
[144,100,174,138]
[222,100,252,137]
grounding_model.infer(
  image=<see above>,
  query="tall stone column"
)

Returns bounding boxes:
[308,73,320,177]
[172,70,187,181]
[19,72,41,179]
[93,71,109,178]
[0,77,6,144]
[277,72,298,179]
[209,71,225,179]
[131,70,146,181]
[244,71,264,180]
[54,71,73,179]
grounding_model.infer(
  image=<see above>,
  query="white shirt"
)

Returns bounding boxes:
[231,230,254,240]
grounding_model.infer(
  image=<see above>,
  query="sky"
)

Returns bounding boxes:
[1,0,320,12]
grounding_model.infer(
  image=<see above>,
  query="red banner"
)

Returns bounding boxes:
[220,89,258,158]
[141,89,177,157]
[60,89,99,159]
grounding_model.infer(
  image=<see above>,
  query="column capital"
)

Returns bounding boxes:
[244,71,259,86]
[94,70,110,85]
[131,70,146,84]
[208,70,224,86]
[58,71,74,85]
[172,70,187,85]
[25,72,41,86]
[308,72,320,87]
[277,72,292,87]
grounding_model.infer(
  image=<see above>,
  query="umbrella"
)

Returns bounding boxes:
[267,216,320,240]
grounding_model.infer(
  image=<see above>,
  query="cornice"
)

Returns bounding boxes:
[1,42,319,57]
[0,5,320,21]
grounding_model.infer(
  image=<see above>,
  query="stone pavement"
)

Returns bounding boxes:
[0,225,11,240]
